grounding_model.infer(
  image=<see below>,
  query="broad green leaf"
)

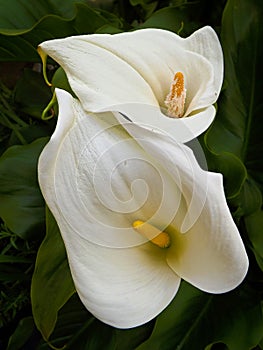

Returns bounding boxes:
[205,0,263,185]
[6,316,35,350]
[36,294,112,350]
[230,177,262,218]
[129,0,158,18]
[137,282,263,350]
[14,69,52,119]
[245,210,263,271]
[202,150,247,199]
[0,0,79,34]
[51,67,75,96]
[0,137,47,239]
[140,5,200,35]
[260,335,263,350]
[31,207,75,341]
[114,322,154,350]
[205,343,228,350]
[8,123,53,147]
[0,3,120,62]
[203,0,263,224]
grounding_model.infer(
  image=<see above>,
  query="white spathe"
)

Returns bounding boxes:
[39,26,223,143]
[38,89,248,328]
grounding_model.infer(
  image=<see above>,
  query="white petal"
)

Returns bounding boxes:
[39,37,158,112]
[166,172,248,293]
[42,91,181,248]
[183,26,224,100]
[61,225,180,328]
[114,104,216,143]
[39,27,222,142]
[38,89,181,328]
[117,120,249,293]
[79,29,215,112]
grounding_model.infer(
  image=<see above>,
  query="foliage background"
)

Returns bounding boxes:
[0,0,262,349]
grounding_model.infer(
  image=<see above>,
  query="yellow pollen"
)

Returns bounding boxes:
[164,71,186,118]
[132,220,171,248]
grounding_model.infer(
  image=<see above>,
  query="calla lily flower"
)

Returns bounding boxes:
[38,89,248,329]
[38,26,223,143]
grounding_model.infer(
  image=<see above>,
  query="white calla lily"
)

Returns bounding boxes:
[38,89,248,328]
[38,26,223,143]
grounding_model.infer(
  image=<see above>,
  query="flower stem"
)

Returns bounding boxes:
[0,92,28,127]
[0,111,27,145]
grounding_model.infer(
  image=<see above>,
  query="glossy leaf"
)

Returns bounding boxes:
[203,0,263,221]
[6,317,35,350]
[205,0,263,170]
[14,69,52,119]
[137,282,263,350]
[0,0,79,34]
[230,177,262,218]
[245,210,263,271]
[0,3,120,62]
[203,150,247,199]
[0,137,47,239]
[140,5,200,35]
[31,207,75,340]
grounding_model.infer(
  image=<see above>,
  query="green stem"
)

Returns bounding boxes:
[0,112,27,145]
[0,94,28,127]
[0,81,11,98]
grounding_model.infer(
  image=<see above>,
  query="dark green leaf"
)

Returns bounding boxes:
[137,282,263,350]
[0,264,30,282]
[205,0,263,184]
[0,137,47,239]
[230,178,262,218]
[51,67,75,96]
[0,3,120,62]
[0,0,79,34]
[130,0,158,18]
[37,293,113,350]
[203,150,247,199]
[114,322,154,350]
[6,316,35,350]
[0,255,31,263]
[14,69,52,119]
[245,210,263,271]
[140,5,200,35]
[8,123,54,146]
[31,207,75,340]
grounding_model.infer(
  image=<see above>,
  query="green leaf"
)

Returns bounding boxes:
[137,282,263,350]
[0,2,120,62]
[114,322,154,350]
[36,294,111,350]
[205,0,263,181]
[51,67,75,96]
[0,255,31,263]
[0,0,79,34]
[6,316,35,350]
[129,0,158,18]
[14,69,52,119]
[31,207,75,341]
[0,137,47,239]
[230,177,262,218]
[245,210,263,271]
[140,5,200,35]
[203,149,247,199]
[0,264,30,282]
